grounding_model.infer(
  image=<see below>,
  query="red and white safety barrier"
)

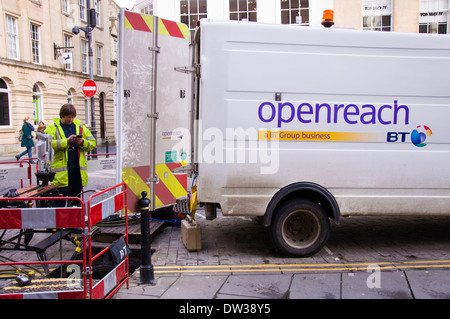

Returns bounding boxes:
[0,290,84,299]
[89,191,125,227]
[0,207,84,229]
[0,184,128,299]
[87,183,129,299]
[91,260,127,299]
[0,160,33,188]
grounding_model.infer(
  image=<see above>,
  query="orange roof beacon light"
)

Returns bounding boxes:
[322,9,335,28]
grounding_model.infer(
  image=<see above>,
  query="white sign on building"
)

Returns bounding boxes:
[62,52,72,64]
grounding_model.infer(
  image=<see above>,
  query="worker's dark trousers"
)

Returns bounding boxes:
[52,169,82,207]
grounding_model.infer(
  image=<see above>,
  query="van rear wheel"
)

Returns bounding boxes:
[270,199,330,257]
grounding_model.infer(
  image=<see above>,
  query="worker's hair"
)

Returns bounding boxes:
[59,103,77,118]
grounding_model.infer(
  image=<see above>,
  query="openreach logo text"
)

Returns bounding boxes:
[257,100,433,147]
[258,100,410,128]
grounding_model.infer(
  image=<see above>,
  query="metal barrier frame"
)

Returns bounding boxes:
[87,182,129,299]
[0,182,129,299]
[0,196,87,299]
[0,160,33,188]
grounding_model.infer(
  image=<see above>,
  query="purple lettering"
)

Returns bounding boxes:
[258,102,276,123]
[333,104,345,123]
[297,103,313,123]
[393,100,409,125]
[257,100,410,127]
[278,102,295,128]
[378,104,392,125]
[343,104,359,124]
[315,103,331,123]
[361,104,376,124]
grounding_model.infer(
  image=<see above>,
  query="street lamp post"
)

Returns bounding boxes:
[72,0,97,155]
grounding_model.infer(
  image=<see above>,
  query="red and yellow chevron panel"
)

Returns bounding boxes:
[124,11,154,33]
[124,11,189,39]
[159,18,189,39]
[122,162,188,214]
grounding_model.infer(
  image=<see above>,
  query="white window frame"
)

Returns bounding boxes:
[419,0,449,34]
[113,39,118,62]
[81,39,88,74]
[95,0,101,28]
[30,23,41,64]
[62,0,69,14]
[230,0,257,22]
[281,0,309,25]
[362,0,392,31]
[79,0,87,21]
[32,83,44,125]
[0,78,12,127]
[96,44,103,76]
[64,34,73,70]
[6,15,19,60]
[67,89,73,104]
[84,97,91,126]
[140,1,153,16]
[180,0,207,30]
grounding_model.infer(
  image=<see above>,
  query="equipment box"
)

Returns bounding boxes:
[181,216,201,251]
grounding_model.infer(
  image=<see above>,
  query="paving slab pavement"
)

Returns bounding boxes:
[405,270,450,299]
[113,266,450,300]
[289,273,341,299]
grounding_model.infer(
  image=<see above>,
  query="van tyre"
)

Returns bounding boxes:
[270,199,330,257]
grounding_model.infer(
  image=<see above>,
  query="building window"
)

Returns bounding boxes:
[95,0,101,28]
[64,34,72,70]
[362,0,392,31]
[81,40,88,73]
[96,44,103,76]
[0,79,11,126]
[62,0,69,14]
[281,0,309,25]
[420,0,448,34]
[30,23,41,64]
[85,97,90,126]
[230,0,257,21]
[32,83,44,125]
[180,0,207,30]
[67,89,73,104]
[113,39,118,62]
[6,15,19,60]
[140,1,153,15]
[80,0,87,21]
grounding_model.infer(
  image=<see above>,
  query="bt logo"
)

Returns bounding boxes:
[411,125,432,147]
[386,125,432,147]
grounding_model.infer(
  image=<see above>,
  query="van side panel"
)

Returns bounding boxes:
[197,20,450,217]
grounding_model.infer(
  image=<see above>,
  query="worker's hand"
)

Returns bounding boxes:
[68,134,76,144]
[74,135,84,146]
[68,134,83,145]
[67,134,79,144]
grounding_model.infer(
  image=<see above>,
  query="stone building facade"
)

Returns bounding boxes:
[0,0,119,155]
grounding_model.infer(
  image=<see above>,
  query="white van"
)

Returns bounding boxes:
[118,13,450,257]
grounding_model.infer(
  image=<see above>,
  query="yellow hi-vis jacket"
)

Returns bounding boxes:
[44,118,96,188]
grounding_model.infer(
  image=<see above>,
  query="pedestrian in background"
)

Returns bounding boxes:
[45,103,96,205]
[37,120,46,133]
[15,116,35,163]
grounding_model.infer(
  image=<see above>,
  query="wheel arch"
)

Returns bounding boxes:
[263,182,340,227]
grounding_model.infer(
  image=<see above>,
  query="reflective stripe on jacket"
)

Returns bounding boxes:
[44,118,96,188]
